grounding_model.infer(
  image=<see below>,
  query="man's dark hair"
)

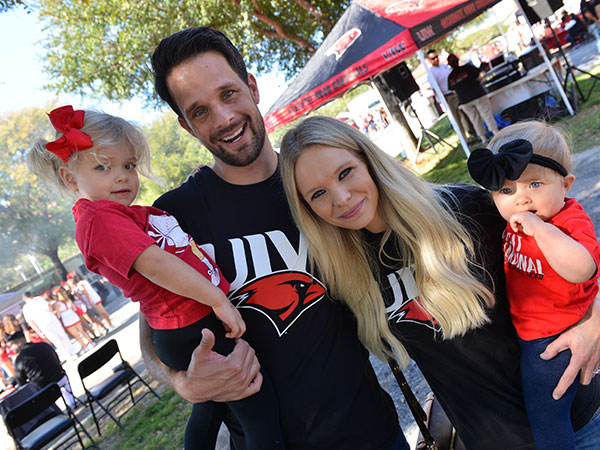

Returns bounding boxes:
[447,54,459,69]
[151,26,249,118]
[6,331,26,343]
[23,291,32,298]
[426,49,437,56]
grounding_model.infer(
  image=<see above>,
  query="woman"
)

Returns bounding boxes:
[52,288,94,353]
[69,273,113,330]
[279,116,600,450]
[2,314,22,336]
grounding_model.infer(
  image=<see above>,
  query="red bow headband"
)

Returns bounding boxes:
[45,105,93,163]
[52,287,61,294]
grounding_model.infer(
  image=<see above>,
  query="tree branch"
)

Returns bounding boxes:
[295,0,333,30]
[247,0,316,52]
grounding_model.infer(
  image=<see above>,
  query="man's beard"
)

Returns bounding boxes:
[207,111,267,167]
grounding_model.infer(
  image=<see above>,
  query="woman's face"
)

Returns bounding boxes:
[294,144,386,233]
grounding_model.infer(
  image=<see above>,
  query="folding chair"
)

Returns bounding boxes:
[77,338,160,434]
[4,383,98,450]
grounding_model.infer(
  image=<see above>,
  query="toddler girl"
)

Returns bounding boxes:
[468,121,600,449]
[27,105,283,449]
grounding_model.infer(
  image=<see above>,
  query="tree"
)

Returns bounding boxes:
[39,0,351,106]
[137,111,215,205]
[0,0,27,13]
[0,106,75,280]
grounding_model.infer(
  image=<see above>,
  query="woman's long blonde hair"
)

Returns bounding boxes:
[26,109,157,198]
[280,116,494,366]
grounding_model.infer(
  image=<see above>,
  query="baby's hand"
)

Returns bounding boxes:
[509,211,544,236]
[213,300,246,339]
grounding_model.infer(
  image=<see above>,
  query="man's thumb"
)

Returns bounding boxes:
[188,329,219,370]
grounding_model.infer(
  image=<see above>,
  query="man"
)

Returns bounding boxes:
[447,53,499,146]
[141,27,402,450]
[141,27,600,449]
[426,49,474,141]
[7,331,76,407]
[21,292,77,360]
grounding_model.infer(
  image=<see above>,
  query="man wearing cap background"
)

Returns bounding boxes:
[21,291,77,360]
[7,331,76,407]
[426,48,475,142]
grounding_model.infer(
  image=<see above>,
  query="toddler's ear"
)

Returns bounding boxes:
[563,174,575,192]
[58,166,78,193]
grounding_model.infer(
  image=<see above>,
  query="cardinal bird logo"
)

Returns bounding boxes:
[230,270,326,336]
[385,0,423,15]
[388,297,439,331]
[325,28,362,60]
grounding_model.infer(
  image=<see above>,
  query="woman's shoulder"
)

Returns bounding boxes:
[435,182,497,217]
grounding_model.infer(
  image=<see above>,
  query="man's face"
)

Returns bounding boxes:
[167,51,266,167]
[428,52,440,67]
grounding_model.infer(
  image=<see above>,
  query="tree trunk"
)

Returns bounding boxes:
[372,77,418,160]
[45,247,68,281]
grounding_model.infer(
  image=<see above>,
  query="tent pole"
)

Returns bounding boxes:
[514,0,575,116]
[417,50,470,157]
[491,6,509,49]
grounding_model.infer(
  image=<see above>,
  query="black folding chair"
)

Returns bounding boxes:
[77,338,160,434]
[4,383,98,450]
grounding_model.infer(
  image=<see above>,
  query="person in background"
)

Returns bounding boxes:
[426,48,476,142]
[447,53,499,146]
[51,287,94,353]
[7,331,76,407]
[56,286,99,340]
[0,321,15,383]
[562,11,588,45]
[68,272,113,330]
[21,292,77,360]
[2,314,22,336]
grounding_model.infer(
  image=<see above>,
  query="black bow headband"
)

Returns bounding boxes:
[467,139,568,191]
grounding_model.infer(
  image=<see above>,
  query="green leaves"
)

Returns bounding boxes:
[38,0,351,105]
[0,105,76,284]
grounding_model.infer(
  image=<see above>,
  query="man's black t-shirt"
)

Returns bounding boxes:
[13,342,65,388]
[154,166,399,450]
[448,64,487,104]
[365,183,600,450]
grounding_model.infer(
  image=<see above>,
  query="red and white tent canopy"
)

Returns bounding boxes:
[265,0,502,134]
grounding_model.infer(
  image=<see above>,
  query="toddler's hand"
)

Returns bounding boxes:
[213,300,246,339]
[509,211,543,236]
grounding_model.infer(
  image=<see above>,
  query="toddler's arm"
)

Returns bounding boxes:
[510,211,596,283]
[133,244,245,338]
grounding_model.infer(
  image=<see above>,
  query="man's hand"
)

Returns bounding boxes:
[139,313,261,403]
[171,329,262,403]
[541,298,600,399]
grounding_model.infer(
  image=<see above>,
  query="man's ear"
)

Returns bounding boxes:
[58,166,78,193]
[564,174,575,192]
[178,116,196,138]
[248,73,260,105]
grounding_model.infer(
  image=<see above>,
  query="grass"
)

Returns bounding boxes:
[82,385,191,450]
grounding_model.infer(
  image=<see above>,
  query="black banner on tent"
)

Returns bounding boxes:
[411,0,500,48]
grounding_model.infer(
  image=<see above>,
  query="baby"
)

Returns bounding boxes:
[468,121,600,450]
